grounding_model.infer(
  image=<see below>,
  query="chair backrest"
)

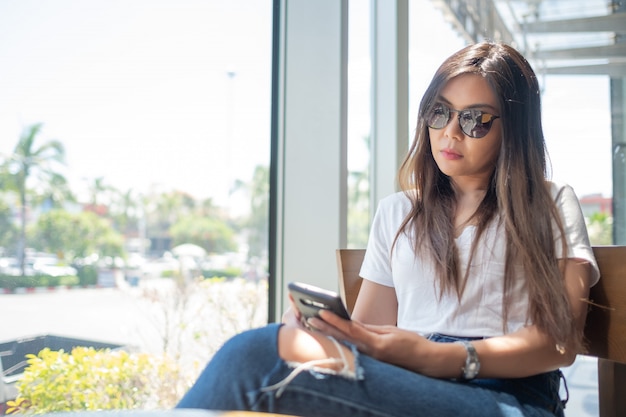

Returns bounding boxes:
[336,246,626,417]
[335,249,365,315]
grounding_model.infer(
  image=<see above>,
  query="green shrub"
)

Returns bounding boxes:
[7,347,188,414]
[201,267,241,279]
[75,264,98,286]
[0,274,79,289]
[0,275,22,290]
[160,269,176,278]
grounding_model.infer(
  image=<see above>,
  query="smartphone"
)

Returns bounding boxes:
[288,281,351,321]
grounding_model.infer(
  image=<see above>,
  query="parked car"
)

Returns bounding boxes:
[32,257,76,277]
[0,255,76,277]
[0,258,33,276]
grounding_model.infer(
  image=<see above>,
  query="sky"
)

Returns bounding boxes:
[0,0,273,208]
[0,0,613,212]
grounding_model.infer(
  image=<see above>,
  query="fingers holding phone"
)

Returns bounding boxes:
[287,282,351,331]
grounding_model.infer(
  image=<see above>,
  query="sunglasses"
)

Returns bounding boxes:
[426,103,500,138]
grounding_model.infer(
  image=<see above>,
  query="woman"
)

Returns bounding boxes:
[177,42,599,417]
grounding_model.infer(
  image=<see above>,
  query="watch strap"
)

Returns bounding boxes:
[455,340,480,381]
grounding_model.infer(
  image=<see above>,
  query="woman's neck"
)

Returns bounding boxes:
[451,178,489,200]
[451,179,489,236]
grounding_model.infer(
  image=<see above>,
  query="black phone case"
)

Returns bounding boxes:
[288,281,351,320]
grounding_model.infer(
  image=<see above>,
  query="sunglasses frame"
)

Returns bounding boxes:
[426,103,501,139]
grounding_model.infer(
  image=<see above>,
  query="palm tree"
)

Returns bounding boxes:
[84,176,116,216]
[230,165,269,259]
[143,190,192,254]
[109,188,139,236]
[3,123,66,275]
[31,173,76,210]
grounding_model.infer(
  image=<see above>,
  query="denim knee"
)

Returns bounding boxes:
[177,323,284,410]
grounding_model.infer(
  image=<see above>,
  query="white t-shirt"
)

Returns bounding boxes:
[360,182,600,338]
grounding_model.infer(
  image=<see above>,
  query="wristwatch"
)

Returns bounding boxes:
[455,340,480,381]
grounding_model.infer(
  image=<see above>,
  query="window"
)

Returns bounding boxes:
[0,0,272,410]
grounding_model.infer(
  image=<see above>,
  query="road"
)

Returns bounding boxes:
[1,288,156,349]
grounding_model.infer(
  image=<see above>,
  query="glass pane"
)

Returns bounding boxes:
[0,0,272,411]
[347,1,371,248]
[544,75,612,246]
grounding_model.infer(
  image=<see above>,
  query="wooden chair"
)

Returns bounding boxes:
[336,246,626,417]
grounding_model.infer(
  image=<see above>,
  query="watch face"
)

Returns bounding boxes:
[465,361,480,378]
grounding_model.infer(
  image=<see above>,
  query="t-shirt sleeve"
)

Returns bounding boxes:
[359,194,407,288]
[553,183,601,286]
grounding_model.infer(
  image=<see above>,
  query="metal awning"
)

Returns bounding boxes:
[431,0,625,77]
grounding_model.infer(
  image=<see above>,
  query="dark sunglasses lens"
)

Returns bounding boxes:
[459,110,493,138]
[426,104,450,129]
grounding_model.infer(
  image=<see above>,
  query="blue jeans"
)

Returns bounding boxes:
[176,324,565,417]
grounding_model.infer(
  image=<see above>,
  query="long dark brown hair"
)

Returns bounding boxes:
[396,42,581,352]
